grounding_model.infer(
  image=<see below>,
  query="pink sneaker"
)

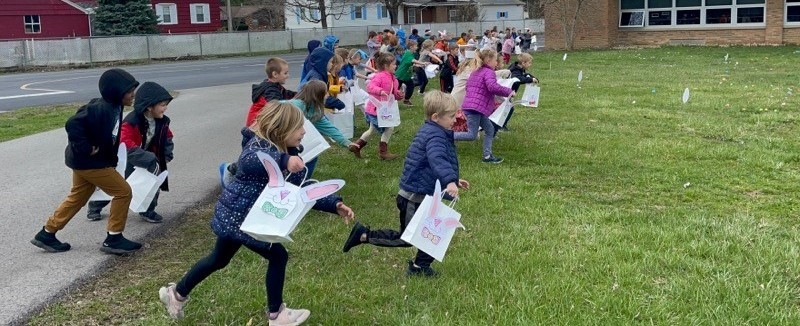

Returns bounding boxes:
[268,303,310,326]
[158,283,188,319]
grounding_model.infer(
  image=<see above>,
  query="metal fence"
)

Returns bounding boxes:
[0,19,544,68]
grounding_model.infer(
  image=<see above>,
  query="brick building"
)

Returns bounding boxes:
[545,0,800,49]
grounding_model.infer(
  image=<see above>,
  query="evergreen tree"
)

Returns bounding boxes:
[94,0,160,36]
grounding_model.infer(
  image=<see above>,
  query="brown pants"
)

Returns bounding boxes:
[45,168,132,233]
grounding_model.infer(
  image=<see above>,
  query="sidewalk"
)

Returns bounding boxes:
[0,81,271,325]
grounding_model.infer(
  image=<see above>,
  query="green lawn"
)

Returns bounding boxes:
[0,105,77,142]
[29,46,800,325]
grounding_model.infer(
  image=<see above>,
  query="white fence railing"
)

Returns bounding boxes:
[0,19,544,68]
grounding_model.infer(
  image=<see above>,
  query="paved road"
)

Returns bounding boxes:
[0,53,307,111]
[0,81,279,324]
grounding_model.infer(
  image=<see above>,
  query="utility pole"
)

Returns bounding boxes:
[226,0,233,32]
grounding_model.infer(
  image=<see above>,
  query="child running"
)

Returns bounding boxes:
[348,52,404,160]
[342,90,470,277]
[158,102,355,325]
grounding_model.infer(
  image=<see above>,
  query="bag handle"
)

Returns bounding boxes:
[285,165,309,185]
[439,190,459,208]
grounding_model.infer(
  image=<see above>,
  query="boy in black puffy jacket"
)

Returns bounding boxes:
[503,53,539,131]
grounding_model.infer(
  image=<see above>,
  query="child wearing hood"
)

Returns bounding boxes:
[298,47,346,111]
[31,68,143,255]
[299,40,322,82]
[323,35,339,52]
[246,58,298,127]
[87,81,174,224]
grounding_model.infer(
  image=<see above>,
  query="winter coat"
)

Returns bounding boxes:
[211,130,342,248]
[299,47,345,110]
[120,81,174,191]
[364,71,403,116]
[64,68,139,170]
[323,35,339,51]
[452,68,511,109]
[502,38,514,55]
[300,40,322,81]
[284,99,351,147]
[246,80,297,127]
[399,121,459,197]
[509,61,536,85]
[440,54,459,78]
[462,65,513,116]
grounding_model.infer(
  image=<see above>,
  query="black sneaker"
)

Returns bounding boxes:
[482,155,504,164]
[87,211,102,221]
[140,211,164,223]
[30,227,71,253]
[342,221,368,253]
[406,260,438,277]
[100,233,142,255]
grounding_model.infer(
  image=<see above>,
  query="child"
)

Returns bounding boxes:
[342,90,470,277]
[246,57,298,127]
[395,40,425,106]
[439,44,460,93]
[158,102,355,324]
[340,49,370,82]
[300,40,322,82]
[323,34,339,51]
[501,34,514,66]
[457,33,467,46]
[348,52,404,160]
[454,49,514,164]
[31,68,142,255]
[502,53,539,131]
[367,31,381,57]
[87,81,174,224]
[298,47,345,111]
[416,39,443,95]
[285,80,354,176]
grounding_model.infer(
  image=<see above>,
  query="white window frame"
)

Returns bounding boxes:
[155,3,178,25]
[354,5,364,19]
[787,0,800,25]
[408,8,417,24]
[378,4,389,19]
[190,3,211,24]
[449,9,457,22]
[619,10,646,26]
[619,0,765,29]
[23,15,41,34]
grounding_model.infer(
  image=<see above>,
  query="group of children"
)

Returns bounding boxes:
[30,28,539,324]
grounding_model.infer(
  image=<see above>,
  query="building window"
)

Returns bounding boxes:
[449,9,457,22]
[353,5,364,19]
[155,3,178,25]
[312,9,320,20]
[620,0,765,27]
[787,0,800,23]
[408,8,417,24]
[497,11,509,18]
[378,4,388,19]
[24,15,41,34]
[190,4,210,24]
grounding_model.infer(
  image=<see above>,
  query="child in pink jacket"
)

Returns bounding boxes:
[501,34,514,65]
[349,52,404,160]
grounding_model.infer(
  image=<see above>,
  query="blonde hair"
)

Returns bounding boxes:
[517,52,533,64]
[457,58,481,77]
[424,90,457,119]
[295,80,326,122]
[477,48,497,64]
[347,48,361,60]
[421,39,434,51]
[329,54,344,73]
[335,48,350,62]
[250,102,304,153]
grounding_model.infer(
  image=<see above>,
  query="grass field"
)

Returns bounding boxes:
[28,46,800,325]
[0,104,77,142]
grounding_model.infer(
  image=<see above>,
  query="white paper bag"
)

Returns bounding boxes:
[240,152,345,243]
[352,79,369,107]
[489,98,514,126]
[370,96,401,128]
[337,89,355,113]
[514,45,522,55]
[497,77,520,90]
[519,85,540,108]
[400,180,464,262]
[424,64,439,79]
[299,118,330,163]
[127,167,168,212]
[89,143,127,202]
[325,111,354,139]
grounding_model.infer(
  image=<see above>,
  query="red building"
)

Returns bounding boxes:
[152,0,221,34]
[0,0,91,40]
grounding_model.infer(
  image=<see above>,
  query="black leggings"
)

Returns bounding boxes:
[365,195,435,267]
[399,79,415,100]
[415,68,429,94]
[176,237,288,313]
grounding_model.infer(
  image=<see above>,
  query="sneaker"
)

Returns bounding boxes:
[140,211,164,223]
[402,99,413,106]
[269,303,310,326]
[482,155,504,164]
[159,283,189,319]
[87,211,102,221]
[100,233,142,255]
[406,260,438,277]
[30,227,71,253]
[342,221,368,253]
[219,162,235,187]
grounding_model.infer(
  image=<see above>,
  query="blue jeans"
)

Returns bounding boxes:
[454,110,494,157]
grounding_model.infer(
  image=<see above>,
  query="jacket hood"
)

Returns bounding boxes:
[308,47,334,78]
[134,82,172,114]
[307,40,321,53]
[99,68,139,105]
[252,80,269,103]
[323,35,339,51]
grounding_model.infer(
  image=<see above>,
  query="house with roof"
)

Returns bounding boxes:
[545,0,800,49]
[151,0,221,33]
[402,0,525,24]
[284,1,401,29]
[0,0,92,39]
[221,5,286,31]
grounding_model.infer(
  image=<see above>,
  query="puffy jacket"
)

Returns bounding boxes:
[399,121,459,197]
[461,65,513,116]
[64,68,139,170]
[246,80,297,127]
[509,61,536,85]
[502,38,514,54]
[452,68,510,109]
[364,71,403,116]
[120,81,174,190]
[211,131,341,248]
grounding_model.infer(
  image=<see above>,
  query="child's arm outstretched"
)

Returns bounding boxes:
[313,117,353,148]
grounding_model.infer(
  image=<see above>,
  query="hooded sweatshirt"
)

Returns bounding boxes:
[299,47,345,110]
[300,40,322,81]
[323,35,339,52]
[120,82,174,190]
[246,80,298,126]
[64,68,139,170]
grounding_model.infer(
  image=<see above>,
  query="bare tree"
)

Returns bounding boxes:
[285,0,359,29]
[377,0,403,25]
[541,0,597,50]
[454,1,484,22]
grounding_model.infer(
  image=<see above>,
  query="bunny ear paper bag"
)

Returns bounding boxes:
[240,152,345,243]
[401,180,464,262]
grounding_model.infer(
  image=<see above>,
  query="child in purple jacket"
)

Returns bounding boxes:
[454,49,514,164]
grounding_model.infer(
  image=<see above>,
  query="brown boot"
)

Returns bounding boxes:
[349,139,367,159]
[379,142,398,160]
